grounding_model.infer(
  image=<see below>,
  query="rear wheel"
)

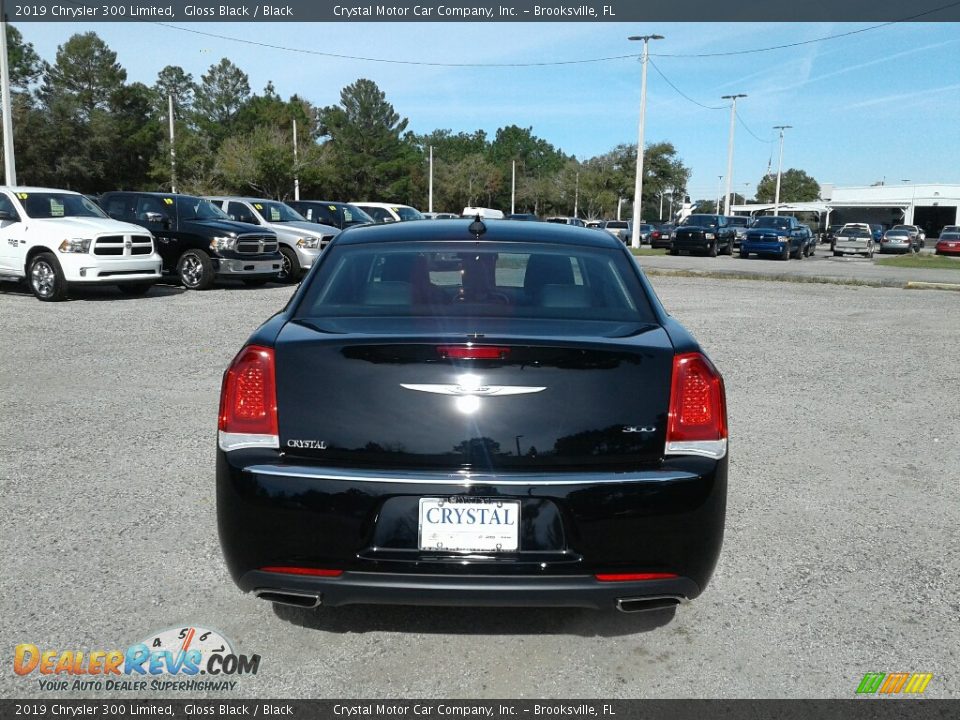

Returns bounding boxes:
[118,283,152,296]
[739,249,748,259]
[177,249,215,290]
[669,248,678,256]
[277,246,302,284]
[29,252,68,302]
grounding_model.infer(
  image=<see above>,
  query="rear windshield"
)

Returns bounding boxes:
[727,217,749,226]
[605,221,628,229]
[294,241,656,324]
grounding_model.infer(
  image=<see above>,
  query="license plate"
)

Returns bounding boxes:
[418,498,520,552]
[679,249,690,256]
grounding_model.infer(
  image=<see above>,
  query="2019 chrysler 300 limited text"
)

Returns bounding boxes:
[216,218,728,614]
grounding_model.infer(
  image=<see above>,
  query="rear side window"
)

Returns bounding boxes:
[295,242,656,323]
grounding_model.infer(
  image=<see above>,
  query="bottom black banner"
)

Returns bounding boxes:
[1,700,959,720]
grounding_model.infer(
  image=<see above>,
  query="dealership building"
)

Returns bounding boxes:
[732,183,960,236]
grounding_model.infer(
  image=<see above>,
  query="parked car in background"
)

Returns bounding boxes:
[206,197,339,283]
[869,224,885,244]
[879,228,916,254]
[934,229,960,256]
[671,214,735,257]
[833,225,875,258]
[506,213,540,221]
[726,215,751,249]
[599,219,629,241]
[100,191,281,289]
[216,217,728,612]
[544,216,586,227]
[823,224,845,251]
[652,223,675,249]
[0,186,162,301]
[462,207,505,220]
[739,215,809,260]
[798,224,817,256]
[353,202,425,223]
[585,219,603,229]
[288,200,374,230]
[890,224,925,250]
[421,212,460,220]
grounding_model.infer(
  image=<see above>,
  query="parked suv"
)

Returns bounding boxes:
[206,197,338,283]
[99,192,281,289]
[671,214,735,256]
[287,200,374,230]
[0,186,162,301]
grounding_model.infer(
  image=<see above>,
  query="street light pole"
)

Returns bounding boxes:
[721,94,747,216]
[772,124,791,216]
[628,33,664,248]
[511,160,516,215]
[0,12,17,185]
[715,175,723,214]
[428,145,434,213]
[168,94,176,193]
[292,118,300,201]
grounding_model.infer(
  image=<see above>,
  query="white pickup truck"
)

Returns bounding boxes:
[0,187,162,301]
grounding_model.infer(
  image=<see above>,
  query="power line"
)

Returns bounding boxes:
[736,110,775,144]
[647,58,726,110]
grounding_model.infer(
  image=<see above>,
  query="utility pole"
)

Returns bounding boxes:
[292,118,300,201]
[511,160,516,215]
[428,145,434,213]
[721,94,747,216]
[573,171,579,219]
[772,124,791,216]
[628,33,664,248]
[715,175,724,214]
[1,11,17,185]
[168,94,177,193]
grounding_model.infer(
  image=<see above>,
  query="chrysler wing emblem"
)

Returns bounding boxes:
[401,383,546,397]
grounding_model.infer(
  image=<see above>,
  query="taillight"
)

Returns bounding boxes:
[437,345,511,360]
[218,345,279,451]
[595,572,678,582]
[665,352,727,459]
[260,566,343,577]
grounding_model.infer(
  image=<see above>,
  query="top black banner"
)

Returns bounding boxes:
[6,0,960,22]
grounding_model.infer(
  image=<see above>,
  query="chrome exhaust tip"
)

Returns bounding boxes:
[255,589,321,608]
[616,596,683,613]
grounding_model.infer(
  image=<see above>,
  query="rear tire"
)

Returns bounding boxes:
[29,252,68,302]
[118,283,152,296]
[177,249,215,290]
[669,248,678,256]
[739,249,748,259]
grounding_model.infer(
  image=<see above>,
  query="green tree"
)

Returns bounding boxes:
[317,78,413,201]
[153,65,195,117]
[756,169,820,203]
[39,32,126,120]
[6,25,45,89]
[215,124,296,199]
[193,58,251,146]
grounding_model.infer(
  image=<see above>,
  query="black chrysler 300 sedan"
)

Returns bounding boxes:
[217,218,728,613]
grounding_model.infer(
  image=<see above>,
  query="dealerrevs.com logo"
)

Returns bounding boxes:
[14,626,261,692]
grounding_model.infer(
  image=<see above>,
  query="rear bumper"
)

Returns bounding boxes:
[834,243,871,254]
[217,453,727,609]
[242,569,699,610]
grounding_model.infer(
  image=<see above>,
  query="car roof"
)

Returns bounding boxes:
[0,186,82,194]
[205,196,292,204]
[336,217,623,248]
[352,201,416,209]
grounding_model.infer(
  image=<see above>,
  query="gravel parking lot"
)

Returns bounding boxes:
[1,275,958,699]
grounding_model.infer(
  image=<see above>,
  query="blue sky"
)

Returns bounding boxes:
[16,21,960,201]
